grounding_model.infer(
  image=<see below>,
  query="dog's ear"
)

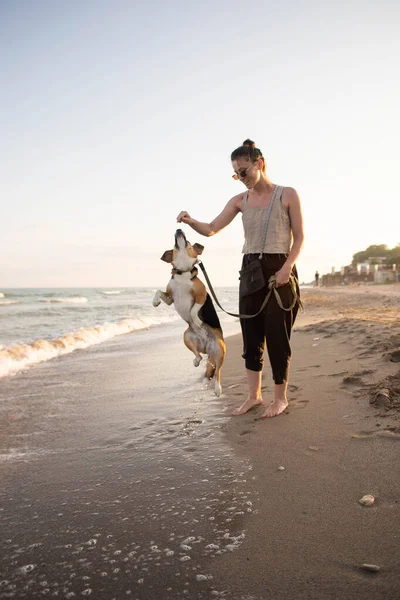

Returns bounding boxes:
[160,249,173,263]
[192,243,204,256]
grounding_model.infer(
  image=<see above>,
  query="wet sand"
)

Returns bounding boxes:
[0,324,253,600]
[1,285,399,599]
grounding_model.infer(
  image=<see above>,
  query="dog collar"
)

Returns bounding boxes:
[172,266,198,280]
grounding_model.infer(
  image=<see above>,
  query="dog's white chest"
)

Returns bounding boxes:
[170,278,194,322]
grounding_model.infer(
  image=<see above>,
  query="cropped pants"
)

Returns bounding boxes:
[239,253,300,384]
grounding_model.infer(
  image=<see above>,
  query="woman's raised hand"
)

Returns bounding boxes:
[176,211,192,224]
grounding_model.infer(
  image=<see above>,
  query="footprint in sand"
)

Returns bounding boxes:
[352,428,400,441]
[388,349,400,363]
[290,399,309,410]
[342,375,365,385]
[239,429,254,436]
[354,369,375,376]
[358,350,375,358]
[369,373,400,410]
[327,371,349,377]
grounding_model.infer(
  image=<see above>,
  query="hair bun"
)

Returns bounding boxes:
[242,139,256,148]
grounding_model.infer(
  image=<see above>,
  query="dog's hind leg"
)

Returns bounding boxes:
[211,340,226,397]
[204,359,216,381]
[183,329,202,367]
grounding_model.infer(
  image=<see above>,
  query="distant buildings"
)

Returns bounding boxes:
[321,257,398,286]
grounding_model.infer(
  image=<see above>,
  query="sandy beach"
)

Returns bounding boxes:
[215,285,400,599]
[1,285,399,599]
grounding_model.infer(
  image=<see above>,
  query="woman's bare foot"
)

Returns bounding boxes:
[260,398,288,418]
[232,397,263,416]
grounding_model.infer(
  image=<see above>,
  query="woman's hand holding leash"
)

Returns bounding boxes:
[274,265,292,287]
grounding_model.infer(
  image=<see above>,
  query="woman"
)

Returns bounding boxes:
[176,139,304,418]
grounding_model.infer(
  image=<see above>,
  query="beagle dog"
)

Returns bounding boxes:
[152,229,226,397]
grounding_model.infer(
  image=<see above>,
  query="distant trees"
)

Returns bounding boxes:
[388,244,400,265]
[351,244,400,266]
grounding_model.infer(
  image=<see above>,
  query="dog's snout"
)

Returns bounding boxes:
[175,229,187,247]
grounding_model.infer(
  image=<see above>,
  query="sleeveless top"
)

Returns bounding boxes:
[241,186,292,254]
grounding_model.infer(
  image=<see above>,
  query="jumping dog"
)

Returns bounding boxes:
[152,229,226,396]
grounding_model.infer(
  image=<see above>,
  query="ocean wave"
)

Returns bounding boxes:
[100,290,122,295]
[0,300,19,306]
[0,314,179,378]
[41,296,88,304]
[0,292,4,298]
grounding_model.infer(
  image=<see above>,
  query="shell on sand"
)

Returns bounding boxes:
[361,564,380,572]
[358,494,375,506]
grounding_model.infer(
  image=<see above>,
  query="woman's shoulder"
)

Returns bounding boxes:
[228,192,247,211]
[281,186,301,208]
[281,186,299,197]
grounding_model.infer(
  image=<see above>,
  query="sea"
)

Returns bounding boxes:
[0,287,241,379]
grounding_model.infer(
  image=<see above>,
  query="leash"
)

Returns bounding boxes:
[198,260,303,319]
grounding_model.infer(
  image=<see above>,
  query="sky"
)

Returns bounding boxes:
[1,0,399,288]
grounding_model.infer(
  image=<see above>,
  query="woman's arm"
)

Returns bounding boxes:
[176,195,242,237]
[275,187,304,286]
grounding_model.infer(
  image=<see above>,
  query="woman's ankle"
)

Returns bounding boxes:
[274,382,288,401]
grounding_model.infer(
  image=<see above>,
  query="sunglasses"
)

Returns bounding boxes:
[232,161,257,180]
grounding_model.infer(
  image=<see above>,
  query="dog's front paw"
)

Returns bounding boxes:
[193,356,202,367]
[152,293,161,307]
[214,382,222,397]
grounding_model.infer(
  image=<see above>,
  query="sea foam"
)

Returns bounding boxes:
[41,296,88,304]
[0,315,177,378]
[100,290,122,295]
